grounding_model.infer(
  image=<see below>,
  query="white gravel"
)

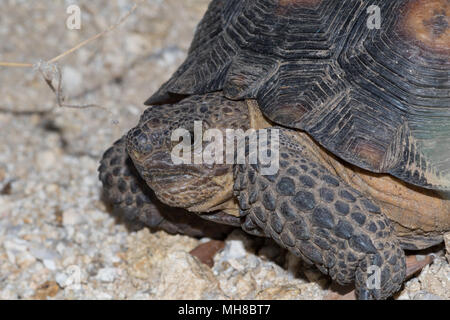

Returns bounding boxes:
[0,0,448,300]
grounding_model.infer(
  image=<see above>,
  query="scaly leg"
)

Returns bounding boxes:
[234,128,406,300]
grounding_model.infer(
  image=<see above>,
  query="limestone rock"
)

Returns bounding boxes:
[401,256,450,300]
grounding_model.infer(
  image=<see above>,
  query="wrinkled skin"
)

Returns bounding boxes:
[99,92,448,300]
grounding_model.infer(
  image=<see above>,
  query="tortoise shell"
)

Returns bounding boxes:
[146,0,450,191]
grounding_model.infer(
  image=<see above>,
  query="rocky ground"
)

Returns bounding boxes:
[0,0,449,300]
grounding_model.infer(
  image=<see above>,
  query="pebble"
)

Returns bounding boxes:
[29,245,58,261]
[55,273,69,288]
[219,235,249,260]
[96,268,118,283]
[4,239,29,264]
[43,259,57,271]
[62,210,85,226]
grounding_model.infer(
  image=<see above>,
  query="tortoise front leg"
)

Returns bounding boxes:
[234,128,406,300]
[98,137,232,238]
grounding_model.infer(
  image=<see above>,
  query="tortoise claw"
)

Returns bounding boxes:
[325,254,435,300]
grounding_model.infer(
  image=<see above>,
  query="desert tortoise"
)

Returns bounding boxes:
[99,0,450,299]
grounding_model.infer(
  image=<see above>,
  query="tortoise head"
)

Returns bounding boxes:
[126,93,250,212]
